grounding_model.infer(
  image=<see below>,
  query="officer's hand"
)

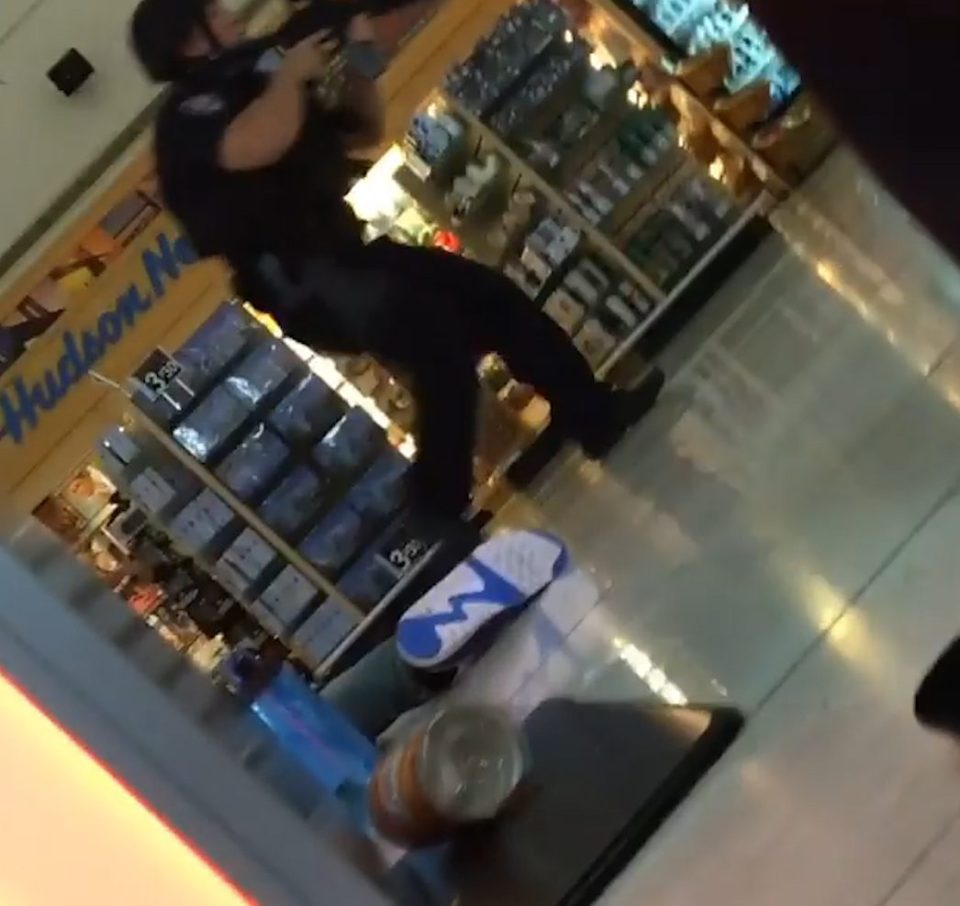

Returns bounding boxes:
[281,30,342,85]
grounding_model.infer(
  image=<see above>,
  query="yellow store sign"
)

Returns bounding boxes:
[0,216,227,508]
[0,228,199,444]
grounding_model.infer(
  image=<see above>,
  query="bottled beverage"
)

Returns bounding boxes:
[370,706,528,847]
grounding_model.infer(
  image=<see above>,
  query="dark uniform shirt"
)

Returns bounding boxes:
[154,46,365,269]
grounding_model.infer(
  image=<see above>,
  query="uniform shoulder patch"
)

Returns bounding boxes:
[179,93,226,116]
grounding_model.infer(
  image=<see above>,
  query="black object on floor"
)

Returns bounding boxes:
[400,698,743,905]
[915,635,960,738]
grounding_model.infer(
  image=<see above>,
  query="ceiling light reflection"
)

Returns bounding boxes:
[612,637,688,705]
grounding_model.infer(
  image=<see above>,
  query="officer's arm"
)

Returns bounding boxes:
[218,68,308,171]
[219,32,336,171]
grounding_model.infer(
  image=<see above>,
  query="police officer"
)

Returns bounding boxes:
[130,0,665,523]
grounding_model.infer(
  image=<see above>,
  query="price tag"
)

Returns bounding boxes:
[386,536,429,575]
[134,349,182,401]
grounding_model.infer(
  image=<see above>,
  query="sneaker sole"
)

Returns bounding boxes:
[396,530,568,671]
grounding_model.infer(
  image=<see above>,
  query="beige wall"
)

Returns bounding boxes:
[0,0,159,257]
[0,0,274,270]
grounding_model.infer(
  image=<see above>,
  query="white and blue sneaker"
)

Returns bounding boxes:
[396,530,568,672]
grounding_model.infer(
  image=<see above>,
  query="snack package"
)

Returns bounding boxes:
[174,303,252,391]
[216,528,278,597]
[216,424,289,500]
[173,386,249,462]
[293,601,362,667]
[225,339,298,408]
[259,566,319,629]
[299,503,367,577]
[270,376,345,446]
[314,409,386,479]
[258,466,329,537]
[167,490,237,552]
[347,451,409,523]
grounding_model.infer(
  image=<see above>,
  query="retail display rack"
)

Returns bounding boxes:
[95,303,440,680]
[348,0,812,400]
[83,0,832,681]
[587,0,833,189]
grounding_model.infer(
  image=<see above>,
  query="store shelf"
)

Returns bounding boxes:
[441,90,669,303]
[129,407,363,620]
[597,188,771,377]
[608,156,699,241]
[71,502,119,552]
[391,165,506,267]
[315,539,443,679]
[587,0,794,194]
[601,150,688,238]
[589,0,673,60]
[668,83,791,193]
[550,101,635,187]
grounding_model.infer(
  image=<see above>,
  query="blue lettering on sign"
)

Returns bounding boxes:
[0,232,197,444]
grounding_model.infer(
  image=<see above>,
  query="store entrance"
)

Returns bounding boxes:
[1,0,842,897]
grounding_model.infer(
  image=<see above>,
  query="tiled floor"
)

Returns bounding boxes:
[460,149,960,905]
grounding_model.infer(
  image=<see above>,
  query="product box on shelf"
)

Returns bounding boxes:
[602,292,640,332]
[99,426,142,470]
[259,566,319,629]
[216,528,278,598]
[174,303,252,392]
[247,600,289,641]
[173,386,251,463]
[543,287,587,334]
[503,259,546,299]
[299,503,367,578]
[167,489,237,553]
[225,339,299,409]
[347,451,410,524]
[314,409,387,480]
[523,217,583,274]
[622,167,737,290]
[128,467,179,515]
[292,599,361,667]
[216,424,290,502]
[490,35,591,139]
[560,106,680,224]
[258,466,330,538]
[269,375,345,447]
[404,112,467,180]
[443,0,570,116]
[124,442,201,512]
[565,258,611,306]
[541,251,653,353]
[134,304,253,429]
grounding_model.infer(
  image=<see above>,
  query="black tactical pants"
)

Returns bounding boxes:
[244,237,613,518]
